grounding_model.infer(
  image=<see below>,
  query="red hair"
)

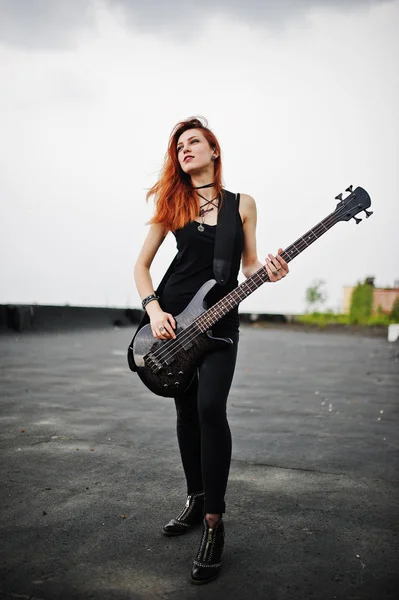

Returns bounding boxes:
[147,116,223,231]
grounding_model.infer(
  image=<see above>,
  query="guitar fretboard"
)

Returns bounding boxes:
[194,211,337,332]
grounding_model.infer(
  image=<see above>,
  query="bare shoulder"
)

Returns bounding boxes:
[238,193,256,225]
[148,221,168,240]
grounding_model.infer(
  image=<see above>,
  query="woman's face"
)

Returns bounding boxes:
[176,128,217,174]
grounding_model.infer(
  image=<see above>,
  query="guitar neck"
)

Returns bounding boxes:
[194,210,339,332]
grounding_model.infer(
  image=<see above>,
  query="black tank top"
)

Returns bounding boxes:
[160,195,244,336]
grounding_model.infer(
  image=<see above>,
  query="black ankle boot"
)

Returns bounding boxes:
[190,516,224,584]
[162,492,205,536]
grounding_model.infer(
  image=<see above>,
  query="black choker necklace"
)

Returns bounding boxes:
[193,182,214,190]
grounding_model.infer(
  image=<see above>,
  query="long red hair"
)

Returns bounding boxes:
[147,116,223,231]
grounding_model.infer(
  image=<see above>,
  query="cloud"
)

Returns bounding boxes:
[0,0,393,49]
[0,0,94,49]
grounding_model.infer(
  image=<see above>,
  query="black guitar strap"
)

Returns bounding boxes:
[127,189,239,372]
[213,189,238,286]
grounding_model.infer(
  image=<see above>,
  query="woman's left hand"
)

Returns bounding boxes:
[265,248,289,282]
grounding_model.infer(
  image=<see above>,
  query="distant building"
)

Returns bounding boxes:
[342,284,399,314]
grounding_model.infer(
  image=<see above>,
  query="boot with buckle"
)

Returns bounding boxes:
[190,515,224,584]
[162,491,205,536]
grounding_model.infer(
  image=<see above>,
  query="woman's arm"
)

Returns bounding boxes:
[240,193,289,281]
[240,194,264,278]
[134,223,177,339]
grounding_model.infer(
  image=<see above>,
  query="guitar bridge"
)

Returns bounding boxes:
[145,353,163,373]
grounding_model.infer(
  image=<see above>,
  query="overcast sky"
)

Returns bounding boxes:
[0,0,398,314]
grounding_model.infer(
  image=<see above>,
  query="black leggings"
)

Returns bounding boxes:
[173,332,239,514]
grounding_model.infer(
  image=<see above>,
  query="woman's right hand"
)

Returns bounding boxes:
[150,309,177,340]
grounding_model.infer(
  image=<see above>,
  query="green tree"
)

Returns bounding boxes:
[305,279,327,312]
[349,279,374,324]
[390,297,399,321]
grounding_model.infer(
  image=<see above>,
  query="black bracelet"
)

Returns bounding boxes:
[142,294,159,310]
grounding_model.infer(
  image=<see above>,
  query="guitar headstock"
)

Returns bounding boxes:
[334,185,372,224]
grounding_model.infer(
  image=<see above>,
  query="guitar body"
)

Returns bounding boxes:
[133,279,233,398]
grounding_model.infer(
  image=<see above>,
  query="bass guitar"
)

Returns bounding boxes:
[131,185,372,397]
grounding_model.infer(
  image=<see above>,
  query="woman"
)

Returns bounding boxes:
[134,117,289,584]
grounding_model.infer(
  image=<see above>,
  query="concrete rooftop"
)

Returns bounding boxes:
[0,325,398,600]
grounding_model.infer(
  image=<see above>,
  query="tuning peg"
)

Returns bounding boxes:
[345,185,353,193]
[363,209,373,218]
[335,193,343,201]
[352,216,362,225]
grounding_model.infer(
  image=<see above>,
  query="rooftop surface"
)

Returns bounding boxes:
[1,325,398,600]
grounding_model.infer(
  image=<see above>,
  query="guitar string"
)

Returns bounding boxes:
[147,203,359,368]
[147,208,348,368]
[146,202,365,368]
